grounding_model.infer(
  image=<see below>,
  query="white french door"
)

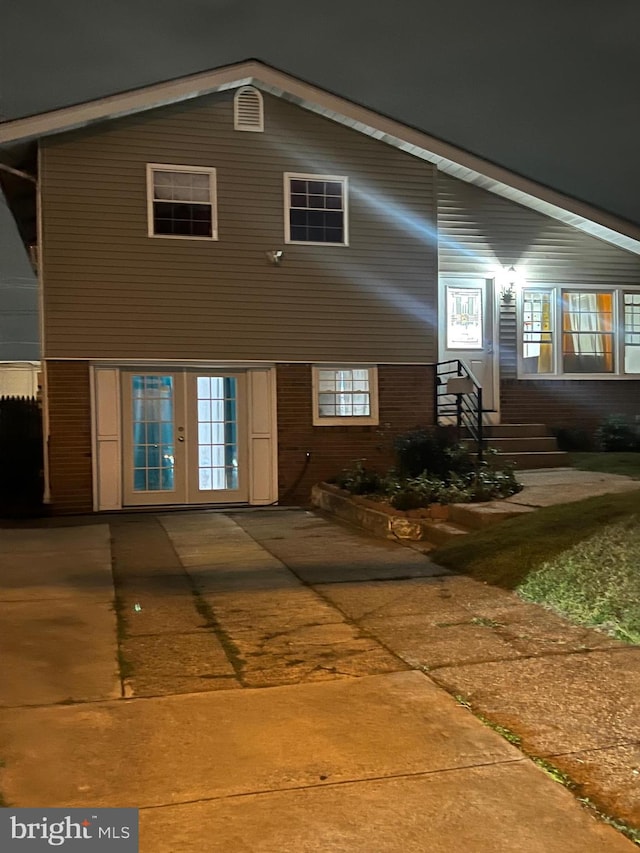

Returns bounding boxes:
[122,370,247,506]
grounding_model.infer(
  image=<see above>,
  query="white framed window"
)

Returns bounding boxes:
[624,293,640,373]
[284,173,348,246]
[518,285,640,378]
[312,366,378,426]
[147,164,217,240]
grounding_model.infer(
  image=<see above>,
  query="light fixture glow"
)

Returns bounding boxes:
[266,250,284,265]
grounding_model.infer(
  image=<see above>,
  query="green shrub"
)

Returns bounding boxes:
[334,459,382,495]
[383,473,441,509]
[393,426,474,479]
[595,414,640,452]
[335,461,522,509]
[465,463,522,502]
[552,426,594,452]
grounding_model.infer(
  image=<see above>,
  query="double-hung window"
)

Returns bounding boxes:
[147,164,217,239]
[520,286,640,377]
[312,366,378,425]
[624,293,640,373]
[285,174,348,245]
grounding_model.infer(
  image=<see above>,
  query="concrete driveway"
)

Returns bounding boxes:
[0,508,637,852]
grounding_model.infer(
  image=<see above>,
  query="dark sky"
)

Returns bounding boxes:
[2,0,639,226]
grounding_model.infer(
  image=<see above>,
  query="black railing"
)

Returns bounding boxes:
[434,360,484,461]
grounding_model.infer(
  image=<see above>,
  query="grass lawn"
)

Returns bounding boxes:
[431,488,640,643]
[568,452,640,478]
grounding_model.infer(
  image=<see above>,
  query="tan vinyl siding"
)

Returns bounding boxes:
[40,93,437,362]
[438,173,640,282]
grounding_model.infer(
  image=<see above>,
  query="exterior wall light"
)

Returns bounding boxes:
[266,250,284,265]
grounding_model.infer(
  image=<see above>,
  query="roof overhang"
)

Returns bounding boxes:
[2,59,640,255]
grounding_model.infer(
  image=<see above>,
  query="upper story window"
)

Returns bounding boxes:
[284,173,348,246]
[147,164,217,240]
[520,286,639,377]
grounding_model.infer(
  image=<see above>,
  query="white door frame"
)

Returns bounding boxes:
[91,363,278,511]
[438,276,500,424]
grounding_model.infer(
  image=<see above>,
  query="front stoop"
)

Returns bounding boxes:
[477,424,569,469]
[311,484,533,548]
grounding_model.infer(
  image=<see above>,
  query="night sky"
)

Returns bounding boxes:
[1,0,639,226]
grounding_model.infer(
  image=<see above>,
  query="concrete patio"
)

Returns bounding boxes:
[0,478,638,851]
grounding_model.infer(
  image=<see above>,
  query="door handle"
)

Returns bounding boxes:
[178,436,184,442]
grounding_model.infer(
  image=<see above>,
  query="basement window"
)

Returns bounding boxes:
[312,366,378,425]
[147,164,217,240]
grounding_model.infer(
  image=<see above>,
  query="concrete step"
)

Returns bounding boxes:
[448,502,535,530]
[419,519,471,547]
[481,437,560,453]
[482,423,554,438]
[497,451,570,469]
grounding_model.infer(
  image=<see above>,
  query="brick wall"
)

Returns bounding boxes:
[276,364,435,504]
[500,378,640,434]
[498,304,640,434]
[46,360,93,514]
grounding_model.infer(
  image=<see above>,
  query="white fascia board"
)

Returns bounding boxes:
[0,61,259,144]
[255,73,640,255]
[2,59,640,254]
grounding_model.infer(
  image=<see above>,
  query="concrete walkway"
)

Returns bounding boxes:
[0,491,638,851]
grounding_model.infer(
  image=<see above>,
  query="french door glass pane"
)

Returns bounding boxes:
[197,376,238,491]
[131,375,175,491]
[446,286,482,349]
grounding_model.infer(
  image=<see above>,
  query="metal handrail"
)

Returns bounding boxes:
[434,360,484,461]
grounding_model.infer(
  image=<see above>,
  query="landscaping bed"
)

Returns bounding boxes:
[314,427,526,543]
[311,482,451,543]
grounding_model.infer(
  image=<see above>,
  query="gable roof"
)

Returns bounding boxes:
[2,59,640,255]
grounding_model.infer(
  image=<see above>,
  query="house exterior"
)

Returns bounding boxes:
[0,61,639,515]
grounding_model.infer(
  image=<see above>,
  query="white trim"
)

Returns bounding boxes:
[247,367,278,504]
[36,145,50,504]
[489,276,501,422]
[146,163,218,241]
[284,172,349,247]
[90,366,123,511]
[311,365,379,426]
[439,276,499,420]
[44,357,437,366]
[90,365,98,511]
[1,61,637,253]
[90,362,277,510]
[516,284,640,379]
[234,86,264,132]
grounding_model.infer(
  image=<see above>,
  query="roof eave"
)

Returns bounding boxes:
[1,59,639,255]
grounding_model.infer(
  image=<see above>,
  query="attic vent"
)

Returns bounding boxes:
[234,86,264,132]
